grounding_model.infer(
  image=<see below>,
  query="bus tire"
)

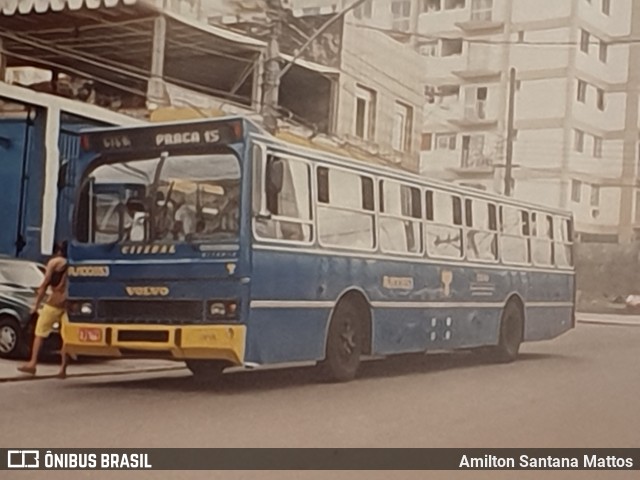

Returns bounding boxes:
[185,359,227,383]
[320,301,364,382]
[492,301,524,363]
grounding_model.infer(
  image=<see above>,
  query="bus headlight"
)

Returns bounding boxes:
[207,300,238,320]
[80,303,94,315]
[68,300,94,317]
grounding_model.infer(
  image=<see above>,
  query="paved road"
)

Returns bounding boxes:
[2,322,639,480]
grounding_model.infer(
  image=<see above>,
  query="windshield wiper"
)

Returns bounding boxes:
[148,152,169,242]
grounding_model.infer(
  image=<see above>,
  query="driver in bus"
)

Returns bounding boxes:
[173,193,197,240]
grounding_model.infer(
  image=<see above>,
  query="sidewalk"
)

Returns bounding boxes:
[0,357,185,383]
[577,312,640,327]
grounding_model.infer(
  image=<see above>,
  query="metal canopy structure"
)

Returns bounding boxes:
[0,0,266,107]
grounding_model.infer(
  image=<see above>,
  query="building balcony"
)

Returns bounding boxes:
[455,18,504,32]
[448,153,494,176]
[452,67,502,81]
[448,115,498,128]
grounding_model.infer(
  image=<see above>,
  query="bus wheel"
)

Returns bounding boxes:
[321,301,364,382]
[492,302,524,363]
[185,360,227,382]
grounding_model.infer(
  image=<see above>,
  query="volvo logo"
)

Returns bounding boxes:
[125,286,170,297]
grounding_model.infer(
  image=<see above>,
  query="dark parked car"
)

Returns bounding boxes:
[0,256,61,358]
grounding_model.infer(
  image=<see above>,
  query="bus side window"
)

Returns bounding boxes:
[466,199,498,262]
[425,190,463,259]
[317,168,376,250]
[531,211,553,266]
[254,154,312,243]
[554,215,573,267]
[452,196,462,226]
[500,206,528,265]
[379,180,422,254]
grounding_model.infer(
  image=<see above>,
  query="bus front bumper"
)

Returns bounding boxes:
[62,323,246,365]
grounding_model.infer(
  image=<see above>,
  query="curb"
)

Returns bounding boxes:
[0,365,186,384]
[577,319,640,328]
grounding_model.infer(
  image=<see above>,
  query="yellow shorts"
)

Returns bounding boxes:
[34,304,68,339]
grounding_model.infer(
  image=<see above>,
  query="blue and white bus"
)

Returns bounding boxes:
[65,117,575,382]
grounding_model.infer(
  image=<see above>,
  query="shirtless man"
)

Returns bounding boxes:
[18,241,69,378]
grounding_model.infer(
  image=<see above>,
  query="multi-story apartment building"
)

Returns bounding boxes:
[416,0,640,243]
[205,0,425,171]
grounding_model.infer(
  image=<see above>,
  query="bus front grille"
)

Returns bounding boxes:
[96,299,204,324]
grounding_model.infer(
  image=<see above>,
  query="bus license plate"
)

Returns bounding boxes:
[79,328,102,343]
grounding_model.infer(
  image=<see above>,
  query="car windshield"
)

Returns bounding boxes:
[0,261,44,288]
[76,152,241,244]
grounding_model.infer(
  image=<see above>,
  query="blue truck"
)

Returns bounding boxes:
[0,85,141,261]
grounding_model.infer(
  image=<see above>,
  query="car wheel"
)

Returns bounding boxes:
[0,316,25,359]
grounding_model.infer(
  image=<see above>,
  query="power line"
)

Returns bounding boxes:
[351,22,640,47]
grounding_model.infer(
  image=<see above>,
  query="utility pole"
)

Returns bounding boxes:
[262,0,283,134]
[504,67,517,197]
[261,0,370,134]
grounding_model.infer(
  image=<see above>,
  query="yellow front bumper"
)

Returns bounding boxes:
[63,323,246,365]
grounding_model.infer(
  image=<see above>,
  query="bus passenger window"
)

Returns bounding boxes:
[554,217,573,267]
[317,168,375,250]
[466,199,498,262]
[500,206,528,265]
[425,191,463,259]
[531,212,553,266]
[379,181,422,254]
[254,155,312,243]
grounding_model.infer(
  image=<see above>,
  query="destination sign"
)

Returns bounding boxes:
[83,120,244,154]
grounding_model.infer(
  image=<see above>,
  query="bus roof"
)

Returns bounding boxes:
[253,133,573,218]
[80,116,572,218]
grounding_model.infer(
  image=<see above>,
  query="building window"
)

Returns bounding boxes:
[580,29,590,53]
[596,88,605,110]
[599,40,608,62]
[602,0,610,15]
[353,0,373,19]
[421,133,433,151]
[422,0,441,12]
[470,0,493,21]
[590,184,600,207]
[441,38,463,56]
[571,180,582,202]
[435,133,457,150]
[577,80,587,102]
[593,136,603,158]
[420,41,438,56]
[574,129,585,152]
[392,102,413,152]
[392,0,412,31]
[354,85,376,141]
[444,0,465,9]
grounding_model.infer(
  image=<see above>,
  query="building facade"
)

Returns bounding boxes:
[206,0,425,171]
[414,0,639,242]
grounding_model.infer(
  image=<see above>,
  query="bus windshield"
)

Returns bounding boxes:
[76,152,241,244]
